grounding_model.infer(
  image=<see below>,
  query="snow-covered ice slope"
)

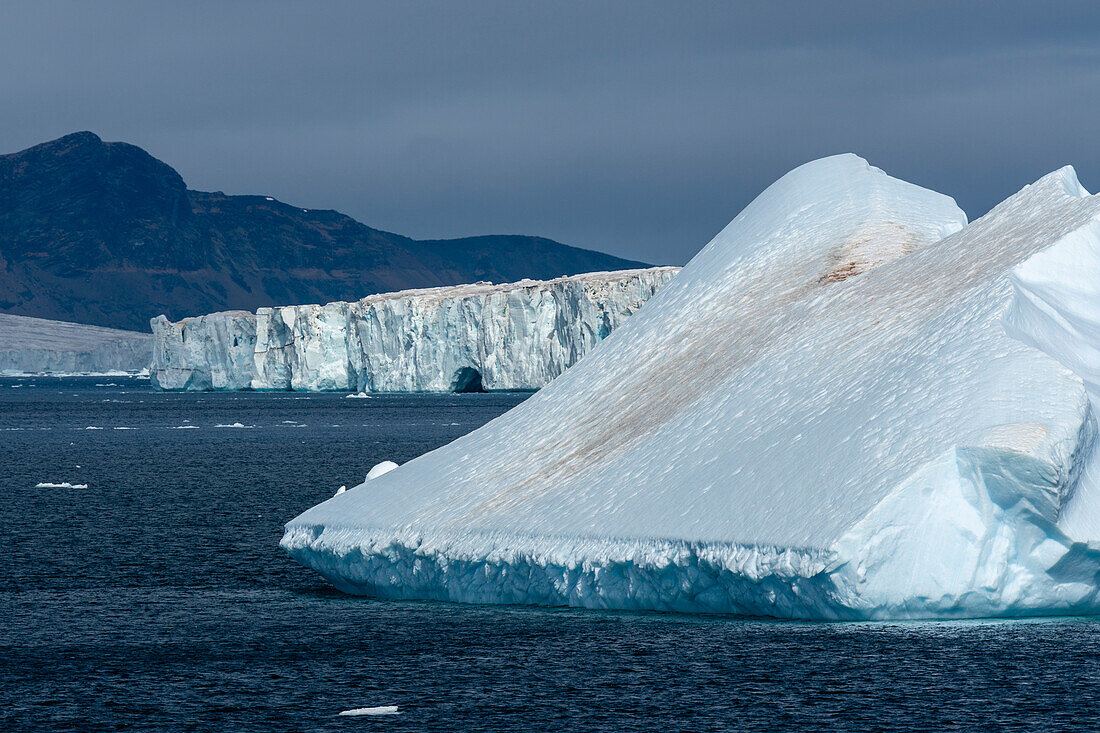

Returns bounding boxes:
[0,313,151,374]
[283,154,1100,620]
[151,268,678,392]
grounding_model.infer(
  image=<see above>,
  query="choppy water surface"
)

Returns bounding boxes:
[3,377,1099,732]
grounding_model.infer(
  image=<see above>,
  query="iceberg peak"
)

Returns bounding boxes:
[1051,164,1090,198]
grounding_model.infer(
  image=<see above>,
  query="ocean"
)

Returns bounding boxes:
[3,377,1099,732]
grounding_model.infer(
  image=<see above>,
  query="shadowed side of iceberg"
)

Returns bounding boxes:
[1003,203,1100,542]
[831,442,1100,619]
[281,526,858,618]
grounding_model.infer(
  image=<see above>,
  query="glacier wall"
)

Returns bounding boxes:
[151,268,679,392]
[0,313,151,374]
[150,311,257,390]
[283,154,1100,620]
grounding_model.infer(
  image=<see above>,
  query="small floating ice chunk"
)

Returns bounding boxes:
[171,425,200,429]
[345,392,372,399]
[335,485,347,496]
[35,482,88,489]
[215,422,254,429]
[338,706,399,717]
[366,461,399,481]
[84,426,103,430]
[113,427,136,430]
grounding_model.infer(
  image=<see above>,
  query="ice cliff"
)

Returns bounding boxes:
[150,268,678,392]
[282,154,1100,620]
[150,311,257,390]
[0,313,151,374]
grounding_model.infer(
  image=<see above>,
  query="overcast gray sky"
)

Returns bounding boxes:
[2,1,1098,264]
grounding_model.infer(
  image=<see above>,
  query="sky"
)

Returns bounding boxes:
[1,1,1098,265]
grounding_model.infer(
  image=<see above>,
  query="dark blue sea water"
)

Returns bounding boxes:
[3,377,1100,732]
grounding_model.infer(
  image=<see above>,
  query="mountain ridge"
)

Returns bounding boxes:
[0,132,647,330]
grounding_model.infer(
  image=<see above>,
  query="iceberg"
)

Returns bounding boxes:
[365,461,399,481]
[338,706,400,717]
[150,268,678,392]
[282,154,1100,620]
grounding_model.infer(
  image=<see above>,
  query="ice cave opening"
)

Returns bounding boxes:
[451,367,485,393]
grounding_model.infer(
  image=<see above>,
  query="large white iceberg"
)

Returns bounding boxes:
[282,154,1100,620]
[150,268,678,392]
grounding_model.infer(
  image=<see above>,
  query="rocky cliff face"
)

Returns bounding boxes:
[0,132,651,331]
[151,267,679,392]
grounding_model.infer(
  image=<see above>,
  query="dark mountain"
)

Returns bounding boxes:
[0,132,647,331]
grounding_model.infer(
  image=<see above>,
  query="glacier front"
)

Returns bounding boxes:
[150,268,678,392]
[0,313,152,375]
[282,154,1100,620]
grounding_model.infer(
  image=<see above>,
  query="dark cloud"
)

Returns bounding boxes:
[1,1,1097,264]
